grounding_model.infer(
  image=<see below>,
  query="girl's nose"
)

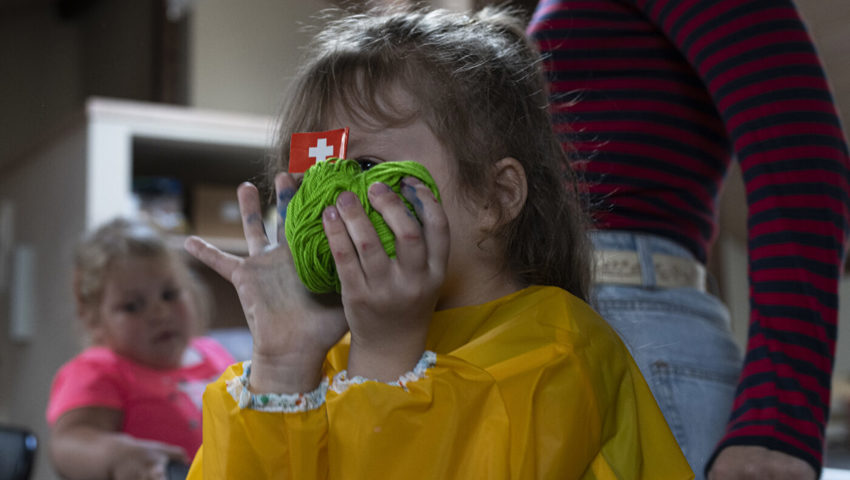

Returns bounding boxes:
[149,298,173,322]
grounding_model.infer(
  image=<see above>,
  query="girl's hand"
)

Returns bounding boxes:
[185,173,347,393]
[323,177,449,381]
[50,408,188,480]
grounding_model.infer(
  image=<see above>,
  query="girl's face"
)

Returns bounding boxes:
[324,91,502,309]
[93,255,194,369]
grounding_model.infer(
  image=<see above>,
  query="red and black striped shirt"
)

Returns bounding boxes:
[528,0,850,473]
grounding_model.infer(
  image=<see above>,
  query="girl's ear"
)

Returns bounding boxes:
[482,157,528,231]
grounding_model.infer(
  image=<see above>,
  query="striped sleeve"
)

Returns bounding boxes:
[530,0,850,474]
[628,0,850,473]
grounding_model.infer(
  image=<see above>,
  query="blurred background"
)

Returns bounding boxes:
[0,0,848,478]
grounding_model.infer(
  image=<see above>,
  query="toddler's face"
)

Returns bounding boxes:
[94,255,193,369]
[323,90,491,309]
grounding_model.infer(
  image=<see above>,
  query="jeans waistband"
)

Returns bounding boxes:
[590,231,708,291]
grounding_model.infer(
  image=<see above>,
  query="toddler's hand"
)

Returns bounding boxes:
[323,177,449,381]
[185,173,347,394]
[109,435,186,480]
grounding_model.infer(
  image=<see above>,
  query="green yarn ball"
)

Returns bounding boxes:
[285,159,441,294]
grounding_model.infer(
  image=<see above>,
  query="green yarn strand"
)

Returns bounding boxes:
[285,159,441,294]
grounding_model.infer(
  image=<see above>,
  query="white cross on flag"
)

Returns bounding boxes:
[289,128,349,173]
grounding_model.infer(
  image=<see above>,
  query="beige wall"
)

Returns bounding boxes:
[187,0,476,117]
[189,0,335,116]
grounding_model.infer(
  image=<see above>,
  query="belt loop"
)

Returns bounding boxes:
[634,235,656,288]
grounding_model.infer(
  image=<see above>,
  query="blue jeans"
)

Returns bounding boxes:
[590,231,742,480]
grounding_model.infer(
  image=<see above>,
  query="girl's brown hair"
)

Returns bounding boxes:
[272,5,591,301]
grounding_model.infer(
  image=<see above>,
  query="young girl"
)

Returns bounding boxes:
[184,5,693,479]
[47,218,234,480]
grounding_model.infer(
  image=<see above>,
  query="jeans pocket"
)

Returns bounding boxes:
[650,359,739,475]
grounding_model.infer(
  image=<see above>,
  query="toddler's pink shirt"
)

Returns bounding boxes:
[46,337,234,459]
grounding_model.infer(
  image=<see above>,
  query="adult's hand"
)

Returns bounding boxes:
[708,445,816,480]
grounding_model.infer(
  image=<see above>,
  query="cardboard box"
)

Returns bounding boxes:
[193,185,243,238]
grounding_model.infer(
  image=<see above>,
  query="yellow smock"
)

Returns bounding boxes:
[188,285,693,479]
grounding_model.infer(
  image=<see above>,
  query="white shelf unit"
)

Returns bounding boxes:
[86,97,275,237]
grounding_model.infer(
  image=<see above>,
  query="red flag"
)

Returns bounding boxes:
[289,128,349,173]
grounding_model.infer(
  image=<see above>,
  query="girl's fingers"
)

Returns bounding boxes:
[369,181,426,269]
[237,182,269,256]
[323,204,362,289]
[184,236,242,282]
[275,172,299,246]
[401,177,449,276]
[335,190,390,281]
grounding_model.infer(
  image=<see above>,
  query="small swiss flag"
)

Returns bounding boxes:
[289,128,349,173]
